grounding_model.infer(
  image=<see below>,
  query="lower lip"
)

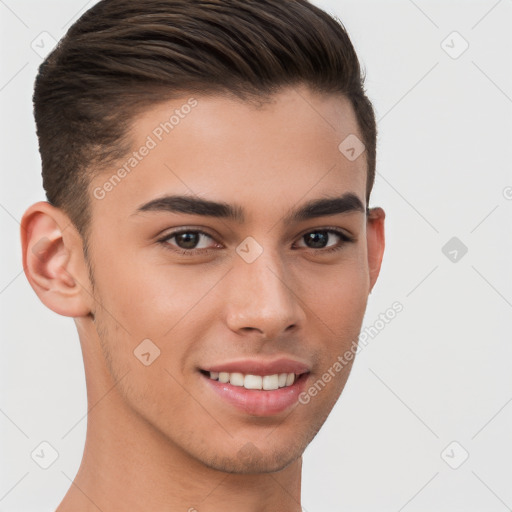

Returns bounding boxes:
[201,372,310,416]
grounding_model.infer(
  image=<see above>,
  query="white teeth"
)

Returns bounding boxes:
[244,374,262,389]
[207,371,297,390]
[229,372,244,386]
[262,374,279,390]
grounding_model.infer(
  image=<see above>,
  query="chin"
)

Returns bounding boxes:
[203,455,298,475]
[198,442,303,474]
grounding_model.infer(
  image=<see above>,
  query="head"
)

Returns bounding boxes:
[22,0,384,474]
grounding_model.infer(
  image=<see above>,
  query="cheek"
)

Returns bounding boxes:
[299,257,369,381]
[92,250,216,335]
[301,255,369,318]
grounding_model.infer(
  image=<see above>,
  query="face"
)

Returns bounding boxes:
[84,85,383,473]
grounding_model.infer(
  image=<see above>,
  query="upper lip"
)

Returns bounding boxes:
[201,357,310,375]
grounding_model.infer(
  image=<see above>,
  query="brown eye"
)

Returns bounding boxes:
[173,232,202,250]
[159,229,219,255]
[303,231,330,249]
[296,229,354,252]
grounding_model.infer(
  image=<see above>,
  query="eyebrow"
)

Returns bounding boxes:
[136,192,366,223]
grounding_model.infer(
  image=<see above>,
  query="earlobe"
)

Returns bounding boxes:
[366,207,385,293]
[20,201,93,317]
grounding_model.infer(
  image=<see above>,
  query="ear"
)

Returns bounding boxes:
[366,207,385,293]
[20,201,94,317]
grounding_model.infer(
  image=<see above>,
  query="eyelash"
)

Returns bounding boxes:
[157,227,356,257]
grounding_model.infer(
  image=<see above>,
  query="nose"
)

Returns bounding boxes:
[224,245,306,339]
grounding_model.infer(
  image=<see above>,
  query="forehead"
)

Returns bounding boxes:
[88,86,367,226]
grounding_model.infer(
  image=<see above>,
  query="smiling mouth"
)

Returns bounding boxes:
[200,370,303,390]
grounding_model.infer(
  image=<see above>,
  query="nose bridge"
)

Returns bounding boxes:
[226,240,303,335]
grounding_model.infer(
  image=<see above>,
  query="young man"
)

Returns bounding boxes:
[21,0,385,510]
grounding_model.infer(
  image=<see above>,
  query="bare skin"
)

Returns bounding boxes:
[21,85,385,512]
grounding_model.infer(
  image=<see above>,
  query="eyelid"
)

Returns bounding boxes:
[296,225,355,241]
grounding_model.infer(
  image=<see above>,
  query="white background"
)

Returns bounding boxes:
[1,1,511,511]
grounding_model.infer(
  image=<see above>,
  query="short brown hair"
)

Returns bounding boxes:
[33,0,376,237]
